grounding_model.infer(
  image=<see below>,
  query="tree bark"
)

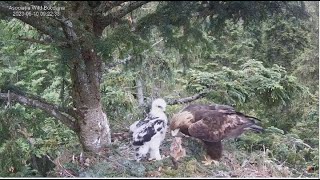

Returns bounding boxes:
[69,48,111,152]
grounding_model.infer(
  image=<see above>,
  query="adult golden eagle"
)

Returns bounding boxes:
[170,104,263,165]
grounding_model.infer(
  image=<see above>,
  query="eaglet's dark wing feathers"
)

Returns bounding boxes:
[132,115,166,146]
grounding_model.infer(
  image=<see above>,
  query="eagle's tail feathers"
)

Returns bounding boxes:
[240,112,262,122]
[247,116,262,122]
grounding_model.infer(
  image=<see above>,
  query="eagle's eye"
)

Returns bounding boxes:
[157,105,162,108]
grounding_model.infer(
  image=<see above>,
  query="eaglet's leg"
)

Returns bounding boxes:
[135,144,149,162]
[148,135,164,161]
[148,142,162,160]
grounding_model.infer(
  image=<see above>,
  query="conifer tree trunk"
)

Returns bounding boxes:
[69,48,111,152]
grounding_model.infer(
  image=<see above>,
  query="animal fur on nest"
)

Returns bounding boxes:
[170,137,186,169]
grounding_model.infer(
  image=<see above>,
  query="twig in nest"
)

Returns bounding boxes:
[5,90,10,109]
[56,157,76,177]
[171,156,179,170]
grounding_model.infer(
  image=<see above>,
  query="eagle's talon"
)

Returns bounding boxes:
[201,155,219,166]
[201,160,212,166]
[201,160,219,166]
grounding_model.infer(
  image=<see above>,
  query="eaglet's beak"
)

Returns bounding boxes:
[171,129,180,136]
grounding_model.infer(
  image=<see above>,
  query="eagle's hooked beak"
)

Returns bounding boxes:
[171,129,180,136]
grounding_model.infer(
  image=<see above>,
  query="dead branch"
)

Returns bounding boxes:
[105,38,163,71]
[0,91,78,131]
[167,91,210,105]
[17,37,51,45]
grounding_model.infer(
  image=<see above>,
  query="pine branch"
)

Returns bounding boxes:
[0,1,64,41]
[167,91,210,105]
[17,35,69,47]
[97,1,149,30]
[95,1,126,13]
[17,37,51,45]
[105,55,132,71]
[105,38,163,71]
[0,91,78,132]
[53,15,78,42]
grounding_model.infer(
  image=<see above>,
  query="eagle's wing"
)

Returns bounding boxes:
[188,111,256,142]
[188,119,219,142]
[130,119,148,132]
[132,118,167,146]
[129,114,159,132]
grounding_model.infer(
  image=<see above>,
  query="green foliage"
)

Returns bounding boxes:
[186,59,304,108]
[99,24,150,62]
[0,138,30,176]
[0,105,78,177]
[254,15,310,72]
[292,2,319,93]
[290,93,319,146]
[0,1,318,178]
[0,18,77,177]
[236,127,318,172]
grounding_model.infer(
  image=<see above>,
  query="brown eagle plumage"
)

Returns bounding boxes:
[170,104,263,165]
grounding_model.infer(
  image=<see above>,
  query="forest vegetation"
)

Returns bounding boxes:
[0,1,318,178]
